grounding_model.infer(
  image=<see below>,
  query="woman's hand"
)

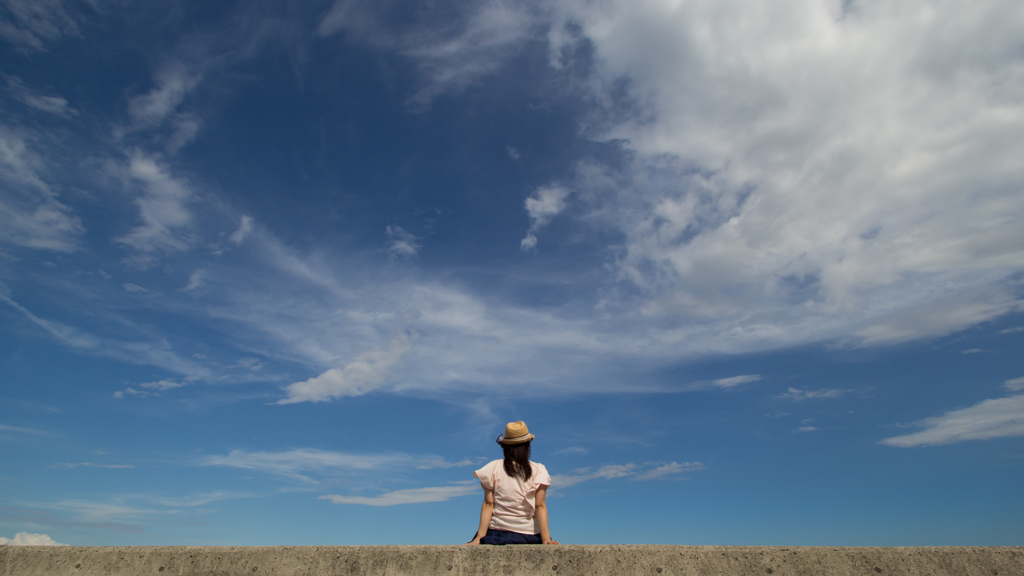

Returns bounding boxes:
[464,538,480,545]
[542,538,560,545]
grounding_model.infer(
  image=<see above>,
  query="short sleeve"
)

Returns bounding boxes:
[531,462,551,489]
[474,460,498,491]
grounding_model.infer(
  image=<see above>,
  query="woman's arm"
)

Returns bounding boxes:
[465,488,494,545]
[533,486,559,545]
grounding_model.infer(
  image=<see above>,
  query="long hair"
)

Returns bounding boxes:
[501,441,532,482]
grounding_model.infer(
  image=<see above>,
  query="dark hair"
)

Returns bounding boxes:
[500,441,532,482]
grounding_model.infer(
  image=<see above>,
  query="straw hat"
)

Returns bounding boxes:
[497,421,535,445]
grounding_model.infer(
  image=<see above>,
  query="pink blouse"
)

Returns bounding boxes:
[474,459,552,534]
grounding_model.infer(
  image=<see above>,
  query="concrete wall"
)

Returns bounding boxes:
[2,545,1021,576]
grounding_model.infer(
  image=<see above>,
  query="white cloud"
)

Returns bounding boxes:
[4,76,76,115]
[960,348,984,354]
[1000,326,1024,334]
[632,461,703,481]
[0,0,79,52]
[712,375,761,389]
[0,125,84,251]
[319,485,478,506]
[795,426,819,433]
[551,461,703,488]
[507,146,520,160]
[201,448,411,482]
[139,379,185,391]
[229,216,253,245]
[0,532,67,546]
[122,283,147,293]
[277,332,415,404]
[521,184,569,251]
[678,374,761,392]
[115,153,195,260]
[548,0,1024,345]
[184,269,206,291]
[166,112,201,154]
[384,225,421,258]
[880,395,1024,447]
[127,62,201,129]
[416,458,475,470]
[1003,377,1024,392]
[778,388,846,401]
[318,0,535,107]
[112,387,152,399]
[0,422,51,436]
[52,462,134,469]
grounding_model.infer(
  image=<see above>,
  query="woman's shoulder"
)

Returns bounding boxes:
[474,459,502,475]
[530,461,551,482]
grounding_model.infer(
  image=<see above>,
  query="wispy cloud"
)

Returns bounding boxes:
[318,0,536,108]
[521,184,569,251]
[0,422,53,436]
[127,61,201,130]
[0,0,80,53]
[880,395,1024,447]
[201,448,413,482]
[384,225,421,258]
[4,76,76,116]
[51,462,134,469]
[416,458,475,470]
[229,216,253,245]
[277,332,415,404]
[552,461,703,488]
[680,375,761,392]
[778,388,846,401]
[319,485,478,507]
[632,462,700,481]
[112,387,153,399]
[184,269,206,291]
[0,125,84,252]
[1004,377,1024,392]
[115,153,195,262]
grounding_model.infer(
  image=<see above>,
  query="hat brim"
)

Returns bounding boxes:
[498,433,535,445]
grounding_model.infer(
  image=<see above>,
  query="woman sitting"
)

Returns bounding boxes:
[466,421,560,545]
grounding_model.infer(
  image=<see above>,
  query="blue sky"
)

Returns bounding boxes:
[1,0,1023,546]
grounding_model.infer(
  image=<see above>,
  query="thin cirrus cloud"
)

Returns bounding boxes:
[0,124,84,252]
[51,462,134,469]
[879,394,1024,448]
[317,0,536,108]
[114,153,195,262]
[777,388,847,401]
[0,0,80,53]
[319,485,478,507]
[384,225,421,258]
[4,75,76,116]
[201,448,472,483]
[678,375,761,392]
[552,461,704,488]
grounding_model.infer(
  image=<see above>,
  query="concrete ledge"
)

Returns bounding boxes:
[2,545,1021,576]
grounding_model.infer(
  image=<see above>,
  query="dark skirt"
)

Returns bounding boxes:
[475,528,542,545]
